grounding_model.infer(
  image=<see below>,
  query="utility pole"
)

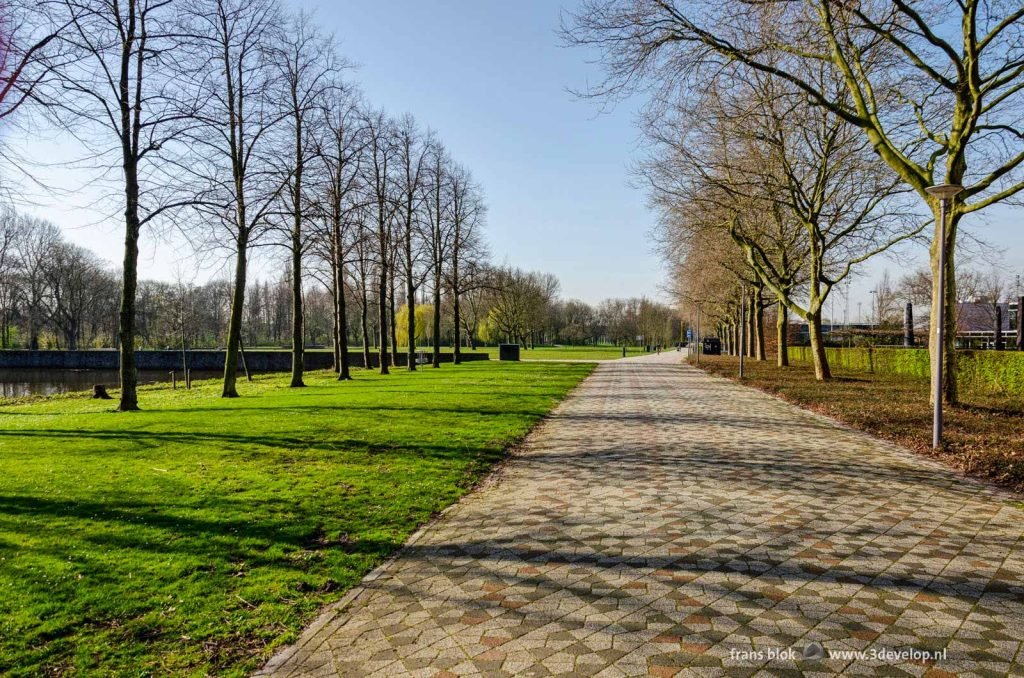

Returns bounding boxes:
[692,303,700,366]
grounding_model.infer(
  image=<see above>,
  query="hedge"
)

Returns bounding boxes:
[787,346,1024,398]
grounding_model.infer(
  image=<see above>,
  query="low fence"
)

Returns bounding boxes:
[0,349,488,372]
[787,346,1024,397]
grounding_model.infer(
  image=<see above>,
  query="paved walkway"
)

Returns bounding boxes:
[259,353,1024,677]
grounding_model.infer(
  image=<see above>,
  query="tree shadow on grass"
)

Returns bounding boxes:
[122,402,553,418]
[0,493,406,566]
[0,428,505,461]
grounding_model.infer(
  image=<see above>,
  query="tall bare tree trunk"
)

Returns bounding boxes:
[928,207,960,405]
[117,170,141,411]
[290,232,305,387]
[223,232,248,398]
[777,297,789,367]
[289,109,305,387]
[331,275,340,371]
[452,278,462,365]
[389,276,398,366]
[755,293,766,361]
[360,283,371,370]
[336,284,351,380]
[401,274,413,372]
[432,263,442,368]
[378,264,389,375]
[807,308,831,380]
[747,293,756,358]
[406,256,416,371]
[334,229,351,381]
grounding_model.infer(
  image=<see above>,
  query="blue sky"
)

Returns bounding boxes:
[7,0,1024,309]
[310,0,661,303]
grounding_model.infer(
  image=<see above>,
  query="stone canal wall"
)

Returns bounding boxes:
[0,350,489,371]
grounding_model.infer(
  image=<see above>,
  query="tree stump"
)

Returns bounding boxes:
[91,385,112,400]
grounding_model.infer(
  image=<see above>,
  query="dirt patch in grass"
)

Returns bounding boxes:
[695,355,1024,493]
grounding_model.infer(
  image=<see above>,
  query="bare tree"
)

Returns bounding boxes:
[423,140,452,367]
[486,268,559,348]
[314,86,364,380]
[33,0,198,409]
[393,115,429,370]
[872,270,900,327]
[361,108,399,375]
[271,11,339,388]
[456,268,495,351]
[565,0,1024,400]
[977,268,1007,349]
[46,240,107,349]
[0,0,71,190]
[645,71,916,379]
[446,163,486,364]
[349,213,374,369]
[0,205,19,346]
[182,0,288,397]
[12,215,60,349]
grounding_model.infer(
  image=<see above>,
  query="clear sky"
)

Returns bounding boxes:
[302,0,663,304]
[5,0,1024,310]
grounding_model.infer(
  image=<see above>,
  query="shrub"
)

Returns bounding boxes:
[788,347,1024,397]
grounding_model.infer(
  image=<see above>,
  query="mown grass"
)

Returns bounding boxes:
[518,345,651,361]
[0,362,592,676]
[695,355,1024,491]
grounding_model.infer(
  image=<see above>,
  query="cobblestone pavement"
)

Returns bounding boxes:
[259,353,1024,677]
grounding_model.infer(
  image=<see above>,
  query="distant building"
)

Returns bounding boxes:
[787,300,1021,349]
[955,300,1018,349]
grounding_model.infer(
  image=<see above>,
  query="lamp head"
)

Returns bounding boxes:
[926,184,964,201]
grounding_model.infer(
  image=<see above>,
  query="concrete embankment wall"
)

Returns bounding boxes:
[0,350,489,371]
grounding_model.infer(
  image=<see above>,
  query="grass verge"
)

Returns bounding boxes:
[0,361,592,676]
[694,355,1024,492]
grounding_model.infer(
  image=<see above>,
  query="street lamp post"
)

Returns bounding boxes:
[695,304,701,366]
[844,280,850,348]
[926,183,964,450]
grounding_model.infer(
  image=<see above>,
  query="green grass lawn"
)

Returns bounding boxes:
[0,362,592,676]
[517,345,651,361]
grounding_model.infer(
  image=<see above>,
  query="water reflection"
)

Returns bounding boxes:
[0,369,223,398]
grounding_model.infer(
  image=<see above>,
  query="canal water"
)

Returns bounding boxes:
[0,369,222,398]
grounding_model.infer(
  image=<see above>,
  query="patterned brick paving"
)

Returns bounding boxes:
[258,353,1024,677]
